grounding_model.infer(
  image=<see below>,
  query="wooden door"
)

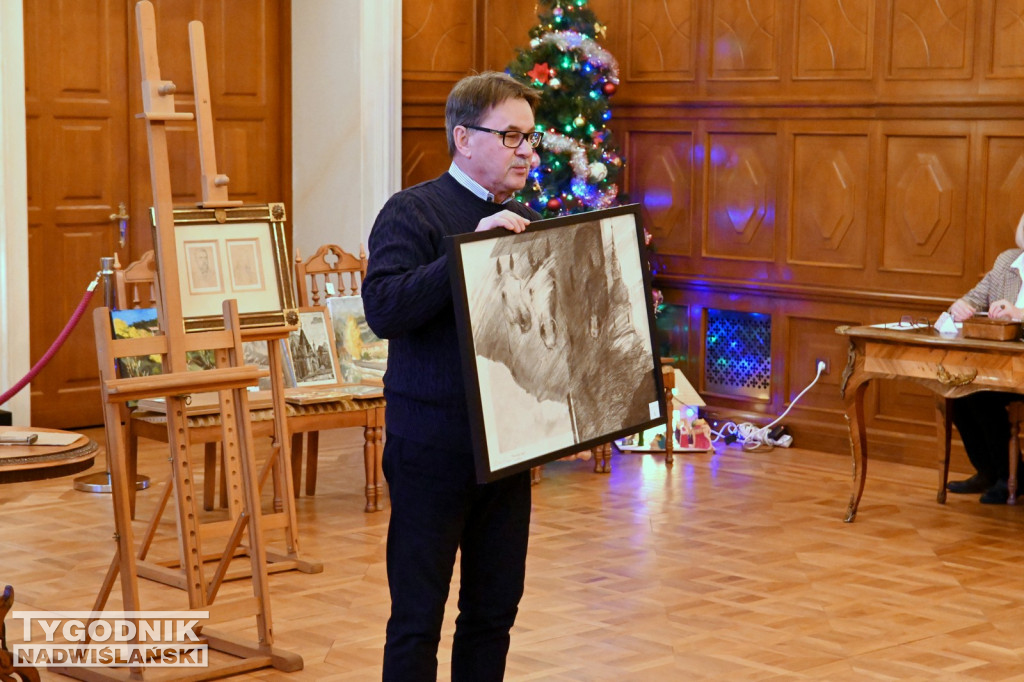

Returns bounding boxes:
[26,0,289,428]
[25,0,130,428]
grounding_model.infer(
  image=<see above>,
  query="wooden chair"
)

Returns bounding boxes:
[121,249,386,512]
[1,585,40,682]
[114,250,159,309]
[295,243,367,305]
[291,245,384,508]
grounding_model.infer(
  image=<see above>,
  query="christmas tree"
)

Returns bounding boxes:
[507,0,623,217]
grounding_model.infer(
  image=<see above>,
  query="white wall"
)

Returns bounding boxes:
[0,1,31,425]
[291,0,401,262]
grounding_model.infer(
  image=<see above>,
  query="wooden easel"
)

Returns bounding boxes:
[53,3,303,678]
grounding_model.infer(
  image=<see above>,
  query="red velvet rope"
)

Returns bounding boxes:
[0,275,101,407]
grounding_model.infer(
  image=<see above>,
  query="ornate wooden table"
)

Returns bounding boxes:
[836,324,1024,522]
[0,426,97,483]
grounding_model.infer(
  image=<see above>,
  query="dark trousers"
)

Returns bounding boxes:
[951,391,1017,482]
[381,432,531,682]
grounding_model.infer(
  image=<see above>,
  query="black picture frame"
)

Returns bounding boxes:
[447,203,666,483]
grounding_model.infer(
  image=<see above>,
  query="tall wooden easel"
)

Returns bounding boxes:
[53,2,302,678]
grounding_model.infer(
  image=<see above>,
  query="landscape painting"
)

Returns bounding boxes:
[326,296,388,384]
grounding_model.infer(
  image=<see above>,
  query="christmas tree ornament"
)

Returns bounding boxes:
[527,62,551,84]
[546,197,563,211]
[588,161,607,182]
[549,77,561,89]
[573,115,586,127]
[602,81,617,96]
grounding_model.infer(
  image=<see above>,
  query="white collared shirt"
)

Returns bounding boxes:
[1013,252,1024,309]
[448,162,515,204]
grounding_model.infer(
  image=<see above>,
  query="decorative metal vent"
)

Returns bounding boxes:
[704,309,771,399]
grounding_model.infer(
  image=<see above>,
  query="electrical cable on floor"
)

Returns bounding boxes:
[708,361,827,452]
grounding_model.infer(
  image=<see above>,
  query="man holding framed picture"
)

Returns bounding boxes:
[362,71,543,681]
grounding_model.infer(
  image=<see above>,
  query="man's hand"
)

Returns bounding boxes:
[989,299,1023,321]
[475,210,530,234]
[949,298,976,322]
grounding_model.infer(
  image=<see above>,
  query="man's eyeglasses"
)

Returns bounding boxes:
[465,125,544,149]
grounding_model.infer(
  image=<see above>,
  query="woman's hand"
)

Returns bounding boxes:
[988,299,1023,321]
[948,298,976,322]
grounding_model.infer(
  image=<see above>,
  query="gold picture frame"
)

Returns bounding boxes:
[156,203,298,332]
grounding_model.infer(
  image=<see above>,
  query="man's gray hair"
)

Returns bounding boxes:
[445,71,541,157]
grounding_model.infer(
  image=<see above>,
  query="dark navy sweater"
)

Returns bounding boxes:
[362,172,540,453]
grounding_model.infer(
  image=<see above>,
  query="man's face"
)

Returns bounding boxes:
[456,98,536,203]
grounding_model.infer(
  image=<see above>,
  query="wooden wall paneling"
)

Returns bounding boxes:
[784,315,852,416]
[979,122,1024,272]
[879,124,970,279]
[792,0,874,81]
[625,128,696,258]
[981,0,1024,96]
[786,124,871,275]
[623,0,697,99]
[709,0,783,82]
[402,128,451,189]
[482,0,535,72]
[881,0,978,100]
[403,0,476,103]
[887,0,976,78]
[702,124,779,263]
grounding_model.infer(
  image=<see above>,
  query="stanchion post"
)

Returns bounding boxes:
[73,256,151,494]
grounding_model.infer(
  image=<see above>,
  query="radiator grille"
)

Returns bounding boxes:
[704,309,771,399]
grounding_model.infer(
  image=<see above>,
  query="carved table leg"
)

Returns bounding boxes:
[935,397,951,504]
[843,380,869,523]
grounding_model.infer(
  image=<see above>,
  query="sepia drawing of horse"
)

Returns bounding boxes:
[468,219,657,446]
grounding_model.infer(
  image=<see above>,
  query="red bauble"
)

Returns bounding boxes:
[602,82,617,96]
[546,197,562,211]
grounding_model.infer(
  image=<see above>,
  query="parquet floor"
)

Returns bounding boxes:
[2,427,1024,681]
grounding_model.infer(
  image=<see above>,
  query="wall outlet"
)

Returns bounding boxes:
[815,358,830,375]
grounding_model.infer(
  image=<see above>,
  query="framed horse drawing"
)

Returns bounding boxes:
[447,203,666,483]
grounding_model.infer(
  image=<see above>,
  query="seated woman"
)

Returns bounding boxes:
[946,212,1024,504]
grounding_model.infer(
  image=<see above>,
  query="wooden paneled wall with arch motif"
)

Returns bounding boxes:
[402,0,1024,467]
